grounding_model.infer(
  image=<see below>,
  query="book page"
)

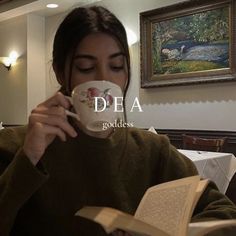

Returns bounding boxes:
[189,179,209,218]
[188,220,236,236]
[76,207,170,236]
[134,176,200,236]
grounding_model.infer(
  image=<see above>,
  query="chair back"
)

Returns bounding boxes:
[182,134,226,152]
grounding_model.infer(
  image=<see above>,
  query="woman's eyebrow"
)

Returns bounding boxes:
[73,52,125,60]
[109,52,125,59]
[74,54,96,60]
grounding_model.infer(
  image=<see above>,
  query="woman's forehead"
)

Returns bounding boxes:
[75,32,123,55]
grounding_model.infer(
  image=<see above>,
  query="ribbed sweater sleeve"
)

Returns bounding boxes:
[0,128,49,235]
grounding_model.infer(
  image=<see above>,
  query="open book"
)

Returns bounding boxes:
[75,176,236,236]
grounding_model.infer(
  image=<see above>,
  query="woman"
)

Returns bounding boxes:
[0,6,236,236]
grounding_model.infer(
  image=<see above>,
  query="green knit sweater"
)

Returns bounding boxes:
[0,126,236,236]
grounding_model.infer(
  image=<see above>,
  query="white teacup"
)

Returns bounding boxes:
[66,81,123,132]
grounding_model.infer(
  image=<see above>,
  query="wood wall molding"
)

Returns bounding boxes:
[155,129,236,155]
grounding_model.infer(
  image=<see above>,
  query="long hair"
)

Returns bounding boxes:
[52,6,131,167]
[52,6,131,103]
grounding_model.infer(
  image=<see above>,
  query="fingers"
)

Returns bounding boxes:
[23,122,68,165]
[39,92,71,109]
[24,92,77,165]
[27,122,67,143]
[29,113,77,138]
[34,122,67,142]
[29,92,77,138]
[32,106,67,120]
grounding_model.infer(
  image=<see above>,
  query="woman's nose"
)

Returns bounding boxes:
[95,66,110,81]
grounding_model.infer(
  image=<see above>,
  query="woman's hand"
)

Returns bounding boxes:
[23,92,77,166]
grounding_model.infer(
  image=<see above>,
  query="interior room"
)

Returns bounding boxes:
[1,0,236,234]
[0,0,234,126]
[0,0,236,171]
[1,0,236,152]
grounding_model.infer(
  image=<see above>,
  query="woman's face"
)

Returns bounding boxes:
[70,33,128,91]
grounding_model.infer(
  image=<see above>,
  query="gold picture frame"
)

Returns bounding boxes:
[140,0,236,88]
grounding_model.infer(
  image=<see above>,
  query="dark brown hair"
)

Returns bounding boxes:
[52,6,130,98]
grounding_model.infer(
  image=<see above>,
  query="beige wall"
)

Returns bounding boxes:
[45,13,65,97]
[45,0,236,131]
[0,13,46,125]
[0,15,27,125]
[27,14,46,118]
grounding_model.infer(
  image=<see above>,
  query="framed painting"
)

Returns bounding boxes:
[140,0,236,88]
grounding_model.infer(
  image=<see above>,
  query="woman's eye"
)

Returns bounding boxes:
[111,65,124,71]
[75,66,94,73]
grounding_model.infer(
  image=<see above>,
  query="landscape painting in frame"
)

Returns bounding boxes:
[140,0,236,88]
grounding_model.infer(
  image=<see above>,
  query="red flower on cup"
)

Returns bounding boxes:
[87,87,101,99]
[79,87,114,110]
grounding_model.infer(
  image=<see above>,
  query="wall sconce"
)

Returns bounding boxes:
[0,51,19,70]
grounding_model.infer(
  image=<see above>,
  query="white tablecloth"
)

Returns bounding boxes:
[178,149,236,193]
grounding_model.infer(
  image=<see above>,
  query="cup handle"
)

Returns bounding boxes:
[65,110,80,121]
[65,95,73,104]
[64,96,80,121]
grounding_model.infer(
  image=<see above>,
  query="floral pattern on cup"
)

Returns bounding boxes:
[79,87,113,110]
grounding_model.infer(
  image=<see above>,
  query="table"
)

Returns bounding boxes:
[178,149,236,193]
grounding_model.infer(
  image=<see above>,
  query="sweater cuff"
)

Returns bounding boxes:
[0,148,49,210]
